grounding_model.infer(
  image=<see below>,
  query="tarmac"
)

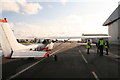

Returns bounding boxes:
[1,43,120,80]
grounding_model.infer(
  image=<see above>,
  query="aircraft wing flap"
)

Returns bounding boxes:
[11,51,47,58]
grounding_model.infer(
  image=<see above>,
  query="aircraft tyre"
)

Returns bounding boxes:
[47,54,49,57]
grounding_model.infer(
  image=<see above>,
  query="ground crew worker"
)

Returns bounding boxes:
[104,40,109,55]
[86,39,91,54]
[98,38,105,56]
[96,40,100,53]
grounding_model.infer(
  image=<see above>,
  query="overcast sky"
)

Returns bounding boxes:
[0,0,120,38]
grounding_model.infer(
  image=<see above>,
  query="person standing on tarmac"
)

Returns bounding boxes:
[86,39,91,54]
[96,40,100,53]
[98,38,105,56]
[104,40,109,55]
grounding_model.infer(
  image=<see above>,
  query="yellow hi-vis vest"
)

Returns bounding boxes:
[86,42,91,48]
[99,40,104,46]
[104,42,108,48]
[104,46,108,48]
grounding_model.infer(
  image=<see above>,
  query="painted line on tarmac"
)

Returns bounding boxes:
[51,43,72,55]
[78,47,99,80]
[79,50,88,63]
[91,71,100,80]
[81,54,88,63]
[50,46,67,57]
[78,50,82,53]
[51,47,64,54]
[7,58,46,80]
[7,47,65,80]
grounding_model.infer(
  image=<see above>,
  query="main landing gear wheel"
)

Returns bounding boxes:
[47,54,49,57]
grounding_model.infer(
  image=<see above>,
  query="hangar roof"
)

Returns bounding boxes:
[103,5,120,26]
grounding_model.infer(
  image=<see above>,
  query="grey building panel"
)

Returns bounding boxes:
[103,5,120,26]
[82,34,108,36]
[118,19,120,41]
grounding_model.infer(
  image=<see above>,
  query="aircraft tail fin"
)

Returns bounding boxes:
[0,23,26,58]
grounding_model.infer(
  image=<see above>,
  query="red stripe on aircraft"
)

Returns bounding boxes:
[44,51,51,58]
[43,47,49,50]
[0,19,8,23]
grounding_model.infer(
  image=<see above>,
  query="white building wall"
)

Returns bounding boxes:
[118,19,120,42]
[108,19,119,44]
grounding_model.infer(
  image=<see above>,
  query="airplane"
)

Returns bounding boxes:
[0,21,111,60]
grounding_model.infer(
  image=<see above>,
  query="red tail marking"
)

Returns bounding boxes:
[0,19,8,23]
[44,51,51,58]
[43,47,48,50]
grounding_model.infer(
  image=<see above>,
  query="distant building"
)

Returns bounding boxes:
[82,34,108,43]
[103,5,120,44]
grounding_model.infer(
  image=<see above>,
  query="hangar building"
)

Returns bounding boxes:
[103,5,120,44]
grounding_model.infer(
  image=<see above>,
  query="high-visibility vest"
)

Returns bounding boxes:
[86,42,91,48]
[104,45,108,48]
[0,19,8,23]
[99,40,104,46]
[104,42,108,48]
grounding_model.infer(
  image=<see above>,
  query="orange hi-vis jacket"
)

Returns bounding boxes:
[0,19,8,23]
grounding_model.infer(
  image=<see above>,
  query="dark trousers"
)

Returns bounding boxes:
[106,48,108,55]
[87,48,90,54]
[99,45,103,56]
[97,47,99,53]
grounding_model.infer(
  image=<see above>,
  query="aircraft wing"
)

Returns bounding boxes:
[69,36,111,39]
[39,36,111,40]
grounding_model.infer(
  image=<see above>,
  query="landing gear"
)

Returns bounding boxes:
[47,54,49,57]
